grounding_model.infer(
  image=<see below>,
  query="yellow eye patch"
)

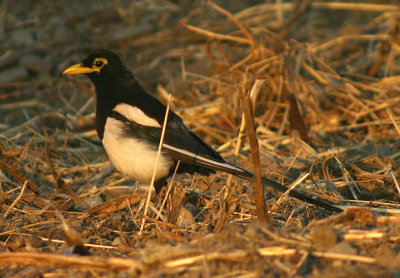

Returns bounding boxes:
[92,57,108,72]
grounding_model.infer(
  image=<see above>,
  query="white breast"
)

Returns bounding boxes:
[102,117,173,183]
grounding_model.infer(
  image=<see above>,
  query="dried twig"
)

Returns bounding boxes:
[207,1,254,42]
[3,180,28,218]
[240,80,270,223]
[0,252,143,272]
[140,94,172,234]
[182,23,253,45]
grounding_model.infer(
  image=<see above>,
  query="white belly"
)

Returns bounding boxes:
[102,117,173,183]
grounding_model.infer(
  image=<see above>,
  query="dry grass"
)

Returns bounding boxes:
[1,1,400,276]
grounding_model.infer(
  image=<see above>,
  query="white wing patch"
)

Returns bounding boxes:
[113,103,161,127]
[102,117,173,183]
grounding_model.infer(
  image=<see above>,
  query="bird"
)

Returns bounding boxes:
[63,49,342,213]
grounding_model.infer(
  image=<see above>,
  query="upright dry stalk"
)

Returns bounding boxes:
[240,80,270,224]
[139,94,172,234]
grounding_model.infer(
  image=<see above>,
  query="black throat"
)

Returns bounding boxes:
[91,68,134,139]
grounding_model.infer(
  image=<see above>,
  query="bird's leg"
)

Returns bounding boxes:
[154,178,168,194]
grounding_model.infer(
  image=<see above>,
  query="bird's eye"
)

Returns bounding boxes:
[92,58,108,73]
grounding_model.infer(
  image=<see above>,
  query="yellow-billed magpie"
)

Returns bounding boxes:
[63,49,342,212]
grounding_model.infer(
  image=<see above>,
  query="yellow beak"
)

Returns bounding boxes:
[63,63,96,75]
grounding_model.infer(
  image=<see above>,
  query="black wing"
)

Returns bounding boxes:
[110,111,247,175]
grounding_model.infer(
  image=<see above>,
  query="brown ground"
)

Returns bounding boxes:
[1,1,400,277]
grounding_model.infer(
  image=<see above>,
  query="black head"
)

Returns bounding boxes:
[63,49,129,84]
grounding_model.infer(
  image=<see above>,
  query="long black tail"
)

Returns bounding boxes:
[225,165,343,213]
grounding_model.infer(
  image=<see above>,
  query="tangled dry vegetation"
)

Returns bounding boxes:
[1,1,400,277]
